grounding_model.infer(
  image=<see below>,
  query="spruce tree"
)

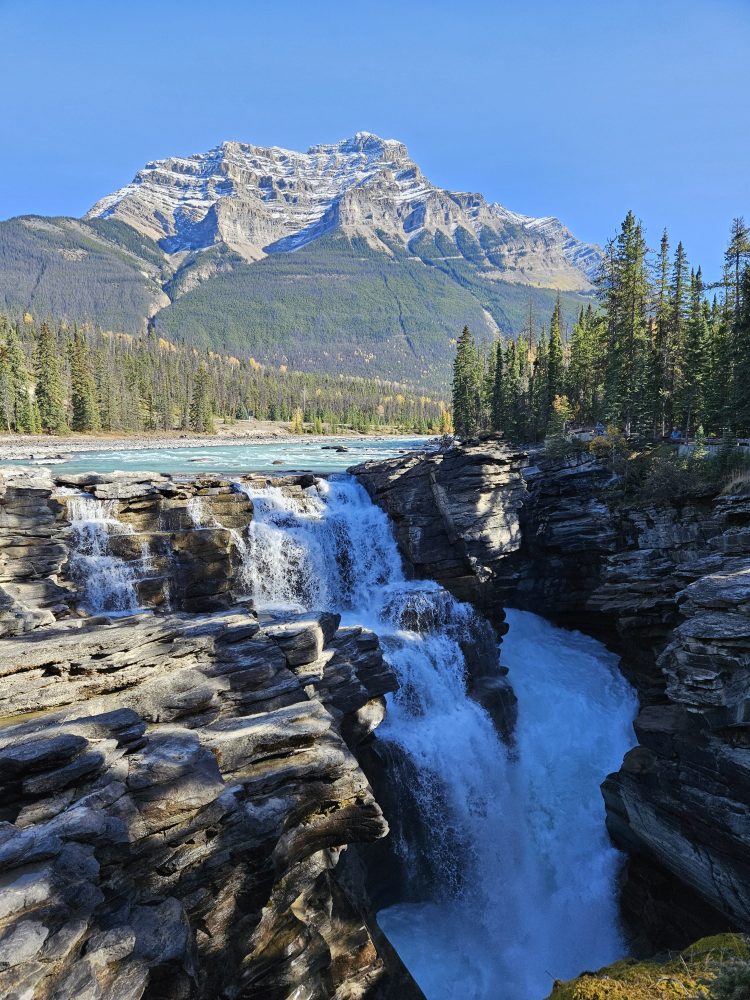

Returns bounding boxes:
[652,229,672,435]
[600,212,651,434]
[451,326,480,438]
[667,241,690,424]
[481,344,496,430]
[725,217,750,317]
[502,340,521,440]
[530,334,549,439]
[732,265,750,433]
[189,363,215,433]
[34,323,68,434]
[490,339,505,432]
[679,269,708,436]
[69,330,101,432]
[567,306,603,425]
[547,296,565,425]
[0,321,36,432]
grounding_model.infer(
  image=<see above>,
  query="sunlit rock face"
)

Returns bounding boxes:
[352,436,528,625]
[0,469,422,1000]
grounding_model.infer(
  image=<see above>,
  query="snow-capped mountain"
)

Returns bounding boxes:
[87,132,600,289]
[0,133,602,388]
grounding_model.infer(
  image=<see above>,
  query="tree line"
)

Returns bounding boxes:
[0,315,451,436]
[452,215,750,441]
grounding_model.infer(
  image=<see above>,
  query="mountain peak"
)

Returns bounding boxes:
[310,131,409,159]
[86,134,600,286]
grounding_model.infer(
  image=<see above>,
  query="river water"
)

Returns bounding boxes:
[2,436,430,476]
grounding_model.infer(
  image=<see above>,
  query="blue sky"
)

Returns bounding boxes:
[1,0,748,277]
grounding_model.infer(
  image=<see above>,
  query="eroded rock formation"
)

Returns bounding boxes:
[353,439,528,623]
[0,469,423,1000]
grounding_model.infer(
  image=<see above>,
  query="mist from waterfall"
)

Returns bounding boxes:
[239,475,637,1000]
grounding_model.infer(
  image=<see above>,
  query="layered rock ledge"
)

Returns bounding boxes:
[0,469,422,1000]
[352,440,527,624]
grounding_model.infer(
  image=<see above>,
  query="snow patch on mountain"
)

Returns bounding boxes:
[87,133,601,288]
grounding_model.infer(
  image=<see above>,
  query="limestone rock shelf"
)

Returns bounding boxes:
[0,469,422,1000]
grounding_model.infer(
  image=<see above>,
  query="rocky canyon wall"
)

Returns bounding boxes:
[353,440,750,951]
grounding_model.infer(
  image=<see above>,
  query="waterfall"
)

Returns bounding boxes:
[66,496,144,614]
[186,493,254,594]
[239,475,637,1000]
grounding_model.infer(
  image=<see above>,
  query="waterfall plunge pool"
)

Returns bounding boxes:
[377,609,638,1000]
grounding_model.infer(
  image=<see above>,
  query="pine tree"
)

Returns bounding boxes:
[678,269,708,436]
[69,330,101,432]
[189,364,215,433]
[451,326,480,438]
[34,323,68,434]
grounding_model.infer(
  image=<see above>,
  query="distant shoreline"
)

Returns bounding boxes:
[0,424,430,463]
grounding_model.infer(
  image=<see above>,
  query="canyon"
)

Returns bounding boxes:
[0,437,748,998]
[355,439,750,951]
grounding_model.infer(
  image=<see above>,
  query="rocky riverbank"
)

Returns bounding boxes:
[0,468,424,1000]
[353,439,750,952]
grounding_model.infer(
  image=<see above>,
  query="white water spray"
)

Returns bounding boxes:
[236,476,638,999]
[66,496,146,614]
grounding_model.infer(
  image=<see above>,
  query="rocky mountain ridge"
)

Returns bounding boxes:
[87,132,601,289]
[0,133,598,387]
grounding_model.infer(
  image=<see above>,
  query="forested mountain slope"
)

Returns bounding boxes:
[0,133,598,388]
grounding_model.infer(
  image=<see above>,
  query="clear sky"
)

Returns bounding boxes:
[1,0,748,277]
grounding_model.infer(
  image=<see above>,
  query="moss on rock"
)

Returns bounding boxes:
[546,934,749,1000]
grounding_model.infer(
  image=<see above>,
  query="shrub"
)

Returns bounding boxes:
[708,958,750,999]
[589,425,630,474]
[641,453,703,499]
[544,433,589,459]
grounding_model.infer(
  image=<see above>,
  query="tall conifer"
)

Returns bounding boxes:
[35,323,68,434]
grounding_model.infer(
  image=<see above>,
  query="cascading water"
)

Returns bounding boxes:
[66,495,147,614]
[241,475,637,1000]
[185,494,254,594]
